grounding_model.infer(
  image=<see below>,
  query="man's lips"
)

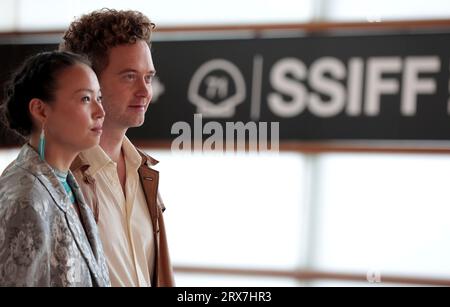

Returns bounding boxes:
[128,104,147,111]
[129,104,147,107]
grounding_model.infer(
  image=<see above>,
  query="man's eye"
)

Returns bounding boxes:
[145,75,154,84]
[124,74,136,81]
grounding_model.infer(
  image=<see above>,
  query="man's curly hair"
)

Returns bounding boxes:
[60,9,156,74]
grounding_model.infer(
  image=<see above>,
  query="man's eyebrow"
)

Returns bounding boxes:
[118,69,157,76]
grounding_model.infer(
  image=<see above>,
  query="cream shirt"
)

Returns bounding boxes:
[79,137,154,287]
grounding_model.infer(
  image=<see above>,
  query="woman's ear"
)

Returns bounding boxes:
[29,98,48,129]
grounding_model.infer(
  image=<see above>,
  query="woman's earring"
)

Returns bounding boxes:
[38,127,46,161]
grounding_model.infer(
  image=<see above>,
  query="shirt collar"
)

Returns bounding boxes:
[79,136,142,176]
[122,136,142,171]
[79,144,111,176]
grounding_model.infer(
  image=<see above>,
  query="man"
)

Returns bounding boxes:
[60,9,174,287]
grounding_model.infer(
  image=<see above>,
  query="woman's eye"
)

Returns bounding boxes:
[82,96,91,103]
[97,96,103,103]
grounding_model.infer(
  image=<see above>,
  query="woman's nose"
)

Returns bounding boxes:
[93,101,105,119]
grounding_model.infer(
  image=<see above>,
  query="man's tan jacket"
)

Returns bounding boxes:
[70,149,175,287]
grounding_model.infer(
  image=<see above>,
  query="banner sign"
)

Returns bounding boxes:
[1,32,450,146]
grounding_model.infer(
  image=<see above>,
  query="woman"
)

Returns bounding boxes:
[0,51,110,287]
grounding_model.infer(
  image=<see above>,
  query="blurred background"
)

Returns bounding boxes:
[2,0,450,287]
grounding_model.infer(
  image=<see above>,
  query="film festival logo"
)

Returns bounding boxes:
[171,59,279,153]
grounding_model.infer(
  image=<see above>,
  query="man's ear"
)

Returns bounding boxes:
[29,98,48,128]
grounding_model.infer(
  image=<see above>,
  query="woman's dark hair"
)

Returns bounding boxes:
[0,51,91,137]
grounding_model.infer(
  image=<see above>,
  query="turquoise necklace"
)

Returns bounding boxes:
[36,135,76,206]
[53,168,76,204]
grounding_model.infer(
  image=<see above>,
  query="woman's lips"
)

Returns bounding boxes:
[90,125,103,134]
